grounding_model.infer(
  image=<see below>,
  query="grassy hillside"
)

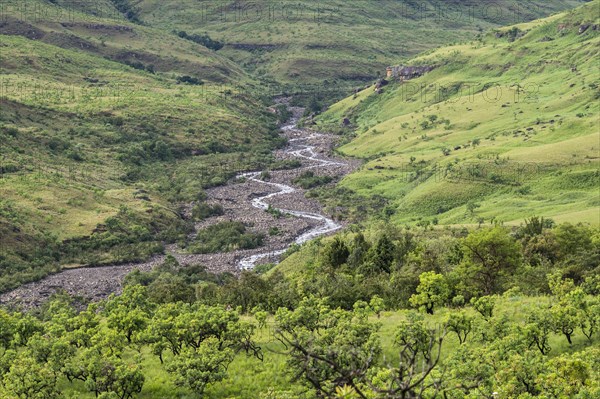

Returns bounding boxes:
[0,0,282,292]
[134,0,586,90]
[315,0,600,226]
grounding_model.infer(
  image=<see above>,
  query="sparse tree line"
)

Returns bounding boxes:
[1,275,598,398]
[1,218,598,398]
[0,287,262,399]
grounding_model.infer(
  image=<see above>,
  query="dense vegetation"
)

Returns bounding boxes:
[176,31,224,51]
[188,222,265,254]
[292,171,334,189]
[1,219,599,398]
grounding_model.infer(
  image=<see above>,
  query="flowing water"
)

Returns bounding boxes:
[0,103,355,306]
[238,114,348,269]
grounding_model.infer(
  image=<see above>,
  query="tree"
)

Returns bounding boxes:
[0,309,16,350]
[145,303,261,364]
[409,272,450,314]
[369,295,385,318]
[554,223,593,257]
[368,234,396,273]
[495,350,547,396]
[446,310,473,344]
[372,312,447,397]
[105,285,153,344]
[78,352,144,399]
[322,237,350,269]
[274,297,380,398]
[2,354,60,399]
[166,338,234,397]
[524,306,553,355]
[347,233,369,269]
[459,226,522,296]
[251,306,268,330]
[551,302,579,345]
[147,274,195,304]
[12,312,44,347]
[519,216,553,238]
[537,352,594,398]
[578,296,600,342]
[470,296,496,319]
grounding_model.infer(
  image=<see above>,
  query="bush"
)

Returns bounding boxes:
[189,222,264,254]
[191,203,224,221]
[292,171,333,189]
[176,75,203,85]
[176,31,224,51]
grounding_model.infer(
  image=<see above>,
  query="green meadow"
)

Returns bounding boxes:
[135,0,585,88]
[316,1,600,226]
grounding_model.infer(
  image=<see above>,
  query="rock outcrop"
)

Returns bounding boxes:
[386,65,434,80]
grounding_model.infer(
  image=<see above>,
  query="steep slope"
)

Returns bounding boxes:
[135,0,586,89]
[0,0,280,292]
[315,0,600,226]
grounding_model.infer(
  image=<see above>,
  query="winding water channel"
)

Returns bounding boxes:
[238,119,348,269]
[0,104,357,307]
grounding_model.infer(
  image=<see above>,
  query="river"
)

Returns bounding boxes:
[0,103,357,307]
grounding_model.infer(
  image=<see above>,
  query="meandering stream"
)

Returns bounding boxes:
[238,119,347,269]
[0,103,357,307]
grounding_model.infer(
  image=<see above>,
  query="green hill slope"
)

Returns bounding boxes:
[0,0,280,292]
[316,0,600,226]
[135,0,586,89]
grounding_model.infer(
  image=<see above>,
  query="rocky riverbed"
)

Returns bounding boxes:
[0,103,359,308]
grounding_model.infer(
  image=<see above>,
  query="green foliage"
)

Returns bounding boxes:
[551,301,579,345]
[525,305,554,355]
[110,0,140,22]
[104,285,153,343]
[292,171,333,189]
[78,352,145,399]
[176,31,224,51]
[166,338,233,397]
[369,295,385,318]
[191,202,224,221]
[320,237,350,269]
[367,233,396,273]
[2,354,60,399]
[410,272,450,314]
[458,226,522,296]
[175,75,203,85]
[274,297,381,397]
[470,295,496,319]
[188,222,264,254]
[445,310,474,344]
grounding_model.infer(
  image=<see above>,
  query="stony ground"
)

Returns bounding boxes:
[0,105,360,308]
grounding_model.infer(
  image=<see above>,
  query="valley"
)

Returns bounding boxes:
[0,103,358,307]
[0,1,599,399]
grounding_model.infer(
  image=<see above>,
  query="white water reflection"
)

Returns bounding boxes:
[238,118,346,269]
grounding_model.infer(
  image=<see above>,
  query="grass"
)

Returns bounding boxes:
[0,0,282,291]
[135,0,586,90]
[316,0,600,226]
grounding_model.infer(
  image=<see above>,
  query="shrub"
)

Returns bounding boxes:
[292,171,333,189]
[192,203,224,221]
[176,75,203,85]
[176,31,224,51]
[189,222,264,254]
